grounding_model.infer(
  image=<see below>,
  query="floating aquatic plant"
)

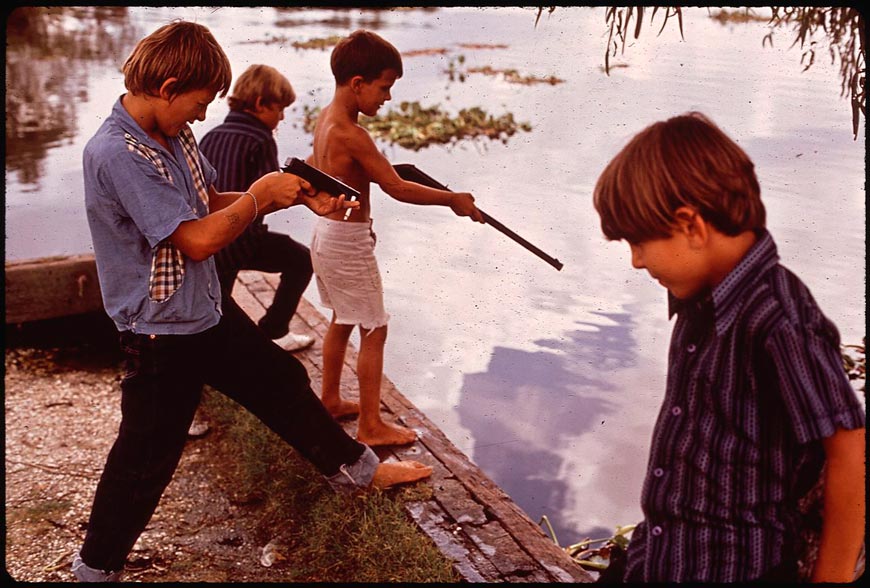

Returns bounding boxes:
[842,339,866,393]
[303,102,532,151]
[466,65,564,85]
[446,55,563,85]
[291,35,343,50]
[457,42,509,50]
[402,47,450,57]
[540,516,636,573]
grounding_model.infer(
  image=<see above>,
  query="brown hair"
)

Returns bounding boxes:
[330,29,403,85]
[593,112,765,243]
[123,20,232,99]
[227,64,296,112]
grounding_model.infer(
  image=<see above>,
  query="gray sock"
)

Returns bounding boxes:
[71,551,122,582]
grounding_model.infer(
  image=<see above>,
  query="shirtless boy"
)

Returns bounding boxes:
[309,30,484,446]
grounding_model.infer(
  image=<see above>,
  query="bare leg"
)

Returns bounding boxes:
[319,314,359,419]
[372,461,432,489]
[356,324,416,446]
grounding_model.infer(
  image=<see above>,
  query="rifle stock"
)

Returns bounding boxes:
[393,164,563,271]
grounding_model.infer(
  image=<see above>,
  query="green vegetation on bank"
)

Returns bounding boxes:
[200,389,459,583]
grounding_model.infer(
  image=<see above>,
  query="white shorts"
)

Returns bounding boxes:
[310,217,389,330]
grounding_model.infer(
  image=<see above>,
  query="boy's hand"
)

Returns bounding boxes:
[300,190,361,216]
[249,171,312,214]
[450,193,485,223]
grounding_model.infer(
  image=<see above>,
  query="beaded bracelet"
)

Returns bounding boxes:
[243,191,258,222]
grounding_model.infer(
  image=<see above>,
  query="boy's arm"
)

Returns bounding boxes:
[174,172,358,260]
[811,426,865,582]
[351,128,483,222]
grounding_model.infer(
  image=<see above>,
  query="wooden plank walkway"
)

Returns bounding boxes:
[234,270,593,583]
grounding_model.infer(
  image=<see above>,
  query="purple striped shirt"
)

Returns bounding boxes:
[624,229,864,582]
[199,111,276,274]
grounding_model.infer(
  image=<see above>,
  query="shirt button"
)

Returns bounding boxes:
[651,526,663,536]
[687,343,697,353]
[671,406,682,416]
[653,467,664,478]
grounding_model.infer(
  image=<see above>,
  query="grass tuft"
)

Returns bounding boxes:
[201,388,459,583]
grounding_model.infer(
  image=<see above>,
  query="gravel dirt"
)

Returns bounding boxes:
[3,314,299,583]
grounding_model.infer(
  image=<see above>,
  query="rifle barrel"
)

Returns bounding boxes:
[393,164,563,271]
[478,210,563,271]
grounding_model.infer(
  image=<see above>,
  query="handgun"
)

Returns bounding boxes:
[282,158,360,220]
[282,157,360,200]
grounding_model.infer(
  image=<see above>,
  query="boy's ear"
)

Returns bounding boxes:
[673,206,709,247]
[158,78,179,101]
[349,75,366,93]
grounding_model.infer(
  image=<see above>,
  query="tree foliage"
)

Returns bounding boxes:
[536,7,865,139]
[765,7,865,139]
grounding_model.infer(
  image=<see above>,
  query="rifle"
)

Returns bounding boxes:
[394,164,563,271]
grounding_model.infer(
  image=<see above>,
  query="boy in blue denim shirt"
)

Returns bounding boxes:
[593,112,864,582]
[73,20,431,582]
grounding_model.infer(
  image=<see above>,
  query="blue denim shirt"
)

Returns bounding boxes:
[83,96,222,334]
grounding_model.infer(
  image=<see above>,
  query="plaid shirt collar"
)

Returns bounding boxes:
[113,95,208,208]
[112,95,211,302]
[113,95,166,153]
[668,229,779,336]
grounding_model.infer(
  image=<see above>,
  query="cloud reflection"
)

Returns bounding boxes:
[458,311,635,542]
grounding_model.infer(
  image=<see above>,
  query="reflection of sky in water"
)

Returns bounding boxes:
[459,313,634,541]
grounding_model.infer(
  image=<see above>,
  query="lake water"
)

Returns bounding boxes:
[5,6,865,545]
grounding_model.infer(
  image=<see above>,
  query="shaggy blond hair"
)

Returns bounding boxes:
[227,64,295,112]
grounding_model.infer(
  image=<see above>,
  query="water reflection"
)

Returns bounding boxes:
[5,7,140,184]
[459,312,635,542]
[271,6,436,30]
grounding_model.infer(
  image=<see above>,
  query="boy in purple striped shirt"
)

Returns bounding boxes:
[593,112,864,582]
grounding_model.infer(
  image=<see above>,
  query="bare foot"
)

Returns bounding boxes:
[322,399,360,420]
[372,461,432,489]
[357,420,417,447]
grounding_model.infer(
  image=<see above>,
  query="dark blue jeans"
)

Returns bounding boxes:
[79,297,365,572]
[217,228,313,338]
